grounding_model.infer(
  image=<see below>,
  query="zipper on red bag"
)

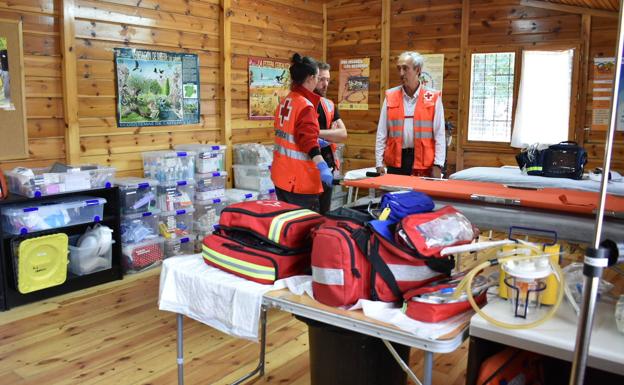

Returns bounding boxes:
[220,207,294,218]
[220,241,280,277]
[283,215,322,237]
[325,226,361,279]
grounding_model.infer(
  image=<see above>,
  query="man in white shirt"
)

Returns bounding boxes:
[375,51,446,178]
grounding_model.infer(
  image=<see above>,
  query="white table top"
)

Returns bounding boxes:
[470,297,624,375]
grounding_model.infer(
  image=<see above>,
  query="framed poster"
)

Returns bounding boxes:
[248,57,290,120]
[338,58,370,110]
[592,57,615,131]
[114,48,200,127]
[0,19,28,160]
[421,54,445,92]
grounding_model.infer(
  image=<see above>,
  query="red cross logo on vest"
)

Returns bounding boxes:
[279,98,292,126]
[423,91,433,102]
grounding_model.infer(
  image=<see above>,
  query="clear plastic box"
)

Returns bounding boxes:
[164,236,194,258]
[68,239,114,276]
[233,143,273,165]
[175,144,226,173]
[194,198,227,233]
[232,164,274,191]
[5,165,116,198]
[142,150,196,183]
[156,180,195,212]
[121,210,160,244]
[122,236,165,274]
[115,177,158,214]
[1,196,107,235]
[224,188,277,203]
[192,229,216,253]
[159,208,195,239]
[195,171,227,201]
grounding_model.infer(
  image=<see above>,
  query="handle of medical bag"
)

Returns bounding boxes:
[366,237,403,303]
[508,226,558,246]
[365,172,381,177]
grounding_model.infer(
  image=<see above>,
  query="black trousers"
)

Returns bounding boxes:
[275,187,321,213]
[386,148,415,176]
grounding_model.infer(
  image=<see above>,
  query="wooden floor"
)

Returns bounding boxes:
[0,267,469,385]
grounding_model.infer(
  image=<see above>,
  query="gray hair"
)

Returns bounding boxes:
[398,51,424,70]
[318,62,331,71]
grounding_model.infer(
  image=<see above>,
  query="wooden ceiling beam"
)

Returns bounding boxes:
[519,0,618,19]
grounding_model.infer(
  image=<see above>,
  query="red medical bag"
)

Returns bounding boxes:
[219,200,324,250]
[402,283,487,323]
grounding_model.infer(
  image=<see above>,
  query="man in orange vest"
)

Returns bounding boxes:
[375,51,446,178]
[271,54,334,212]
[315,62,347,214]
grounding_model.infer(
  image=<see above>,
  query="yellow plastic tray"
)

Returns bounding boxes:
[16,233,68,294]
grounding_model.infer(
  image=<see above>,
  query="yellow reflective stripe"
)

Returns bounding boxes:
[202,244,275,280]
[268,209,318,243]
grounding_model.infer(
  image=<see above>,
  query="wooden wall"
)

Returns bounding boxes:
[325,0,623,174]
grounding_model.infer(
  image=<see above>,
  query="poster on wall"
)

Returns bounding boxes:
[420,54,445,92]
[248,57,290,120]
[114,48,200,127]
[591,57,615,131]
[338,58,370,110]
[617,59,624,132]
[0,37,14,111]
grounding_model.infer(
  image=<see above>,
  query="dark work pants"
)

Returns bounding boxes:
[275,187,321,213]
[386,148,415,176]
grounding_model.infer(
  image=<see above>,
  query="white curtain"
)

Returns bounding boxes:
[511,49,574,148]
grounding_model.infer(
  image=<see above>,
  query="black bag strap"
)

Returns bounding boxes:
[366,237,402,302]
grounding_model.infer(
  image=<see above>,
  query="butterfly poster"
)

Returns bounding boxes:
[248,57,290,120]
[114,48,200,127]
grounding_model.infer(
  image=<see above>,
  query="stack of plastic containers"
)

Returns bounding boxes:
[174,144,228,254]
[142,150,197,258]
[231,143,276,201]
[115,177,164,273]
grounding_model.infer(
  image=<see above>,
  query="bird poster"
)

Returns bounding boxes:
[338,58,370,110]
[114,48,200,127]
[248,57,290,120]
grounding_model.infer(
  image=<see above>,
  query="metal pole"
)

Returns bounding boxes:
[177,314,184,385]
[569,1,624,384]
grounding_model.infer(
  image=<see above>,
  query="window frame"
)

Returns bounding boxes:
[461,43,580,151]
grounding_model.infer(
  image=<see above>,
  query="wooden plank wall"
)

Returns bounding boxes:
[0,0,65,171]
[325,0,623,174]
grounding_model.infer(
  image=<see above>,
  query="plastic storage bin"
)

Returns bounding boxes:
[233,143,273,165]
[115,177,158,214]
[1,196,107,235]
[194,198,226,232]
[5,165,115,198]
[164,236,194,258]
[159,208,195,239]
[232,164,274,191]
[157,180,195,212]
[195,172,227,201]
[121,210,160,244]
[122,236,165,274]
[175,144,226,173]
[68,239,114,276]
[142,150,196,183]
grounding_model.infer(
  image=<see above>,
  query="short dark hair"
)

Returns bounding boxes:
[289,53,318,87]
[318,62,331,71]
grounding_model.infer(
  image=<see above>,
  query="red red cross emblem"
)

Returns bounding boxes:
[279,98,292,126]
[423,91,433,102]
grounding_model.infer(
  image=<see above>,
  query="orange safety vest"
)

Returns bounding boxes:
[271,91,323,194]
[383,85,439,170]
[319,97,341,170]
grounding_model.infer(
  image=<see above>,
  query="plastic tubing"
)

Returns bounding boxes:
[459,240,565,329]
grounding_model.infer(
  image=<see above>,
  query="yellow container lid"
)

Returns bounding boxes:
[17,233,68,294]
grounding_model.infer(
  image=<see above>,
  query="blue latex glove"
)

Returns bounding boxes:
[318,138,330,148]
[316,161,333,186]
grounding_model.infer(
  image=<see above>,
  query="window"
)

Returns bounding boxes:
[511,49,574,148]
[468,52,515,142]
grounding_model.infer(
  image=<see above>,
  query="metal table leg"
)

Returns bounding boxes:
[423,351,434,385]
[382,339,423,385]
[230,305,268,385]
[177,314,184,385]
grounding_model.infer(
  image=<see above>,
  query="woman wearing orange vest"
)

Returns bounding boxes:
[375,51,446,178]
[271,54,334,212]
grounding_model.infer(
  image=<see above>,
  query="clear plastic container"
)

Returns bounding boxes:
[159,208,195,239]
[195,171,227,201]
[68,239,114,276]
[330,191,346,211]
[5,165,116,198]
[616,295,624,334]
[142,150,196,183]
[164,236,194,258]
[175,144,226,173]
[1,196,107,235]
[194,198,227,232]
[156,180,195,212]
[233,143,273,165]
[115,177,158,214]
[120,210,160,244]
[122,236,165,274]
[192,229,216,253]
[232,164,274,191]
[258,188,277,201]
[225,188,259,203]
